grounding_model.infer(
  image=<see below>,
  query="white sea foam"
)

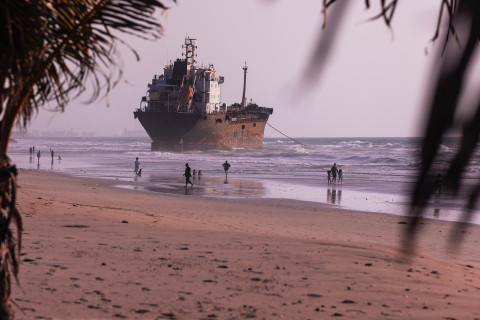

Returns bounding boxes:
[8,136,479,221]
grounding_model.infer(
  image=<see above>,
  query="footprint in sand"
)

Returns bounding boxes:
[160,312,176,319]
[203,279,215,283]
[133,309,150,314]
[140,303,158,307]
[88,305,101,309]
[342,300,355,304]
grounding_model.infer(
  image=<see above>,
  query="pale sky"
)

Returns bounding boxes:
[26,0,444,138]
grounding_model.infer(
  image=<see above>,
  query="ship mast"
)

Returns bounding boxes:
[177,37,197,113]
[241,62,247,109]
[183,37,196,67]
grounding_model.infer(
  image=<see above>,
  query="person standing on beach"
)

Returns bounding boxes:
[331,163,338,184]
[184,163,193,188]
[433,174,443,195]
[37,150,41,163]
[223,160,231,178]
[338,169,343,184]
[50,149,54,160]
[134,157,140,176]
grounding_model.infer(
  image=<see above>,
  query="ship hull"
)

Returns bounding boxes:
[134,111,269,151]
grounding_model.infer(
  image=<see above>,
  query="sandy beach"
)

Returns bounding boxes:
[11,170,480,319]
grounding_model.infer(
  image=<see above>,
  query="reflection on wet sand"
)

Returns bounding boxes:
[201,177,265,198]
[433,194,443,218]
[327,189,342,205]
[126,175,267,198]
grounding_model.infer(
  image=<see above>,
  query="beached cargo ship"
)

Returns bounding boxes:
[133,37,273,151]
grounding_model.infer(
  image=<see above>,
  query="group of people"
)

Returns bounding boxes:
[29,146,61,164]
[134,157,228,188]
[327,163,343,184]
[29,146,41,163]
[183,161,229,187]
[134,158,343,188]
[183,161,229,188]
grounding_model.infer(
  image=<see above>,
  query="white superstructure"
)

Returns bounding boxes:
[142,37,226,114]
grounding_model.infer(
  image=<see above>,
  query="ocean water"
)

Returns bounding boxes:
[8,136,480,224]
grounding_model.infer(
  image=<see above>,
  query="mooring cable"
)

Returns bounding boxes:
[266,123,309,148]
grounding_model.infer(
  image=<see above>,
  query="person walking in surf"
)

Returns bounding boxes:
[134,157,140,176]
[331,163,338,184]
[223,160,231,179]
[184,163,193,188]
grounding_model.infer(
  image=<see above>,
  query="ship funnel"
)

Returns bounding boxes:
[241,62,247,109]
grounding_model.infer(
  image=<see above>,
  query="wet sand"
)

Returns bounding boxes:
[12,170,480,319]
[117,173,471,225]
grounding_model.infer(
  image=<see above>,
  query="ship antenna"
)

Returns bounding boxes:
[241,62,247,108]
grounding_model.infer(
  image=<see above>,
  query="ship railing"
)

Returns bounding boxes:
[141,101,177,112]
[229,117,266,123]
[139,100,199,114]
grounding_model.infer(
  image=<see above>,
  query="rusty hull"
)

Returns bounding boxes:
[134,110,269,151]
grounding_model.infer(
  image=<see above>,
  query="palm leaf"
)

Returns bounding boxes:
[0,1,174,318]
[312,0,480,251]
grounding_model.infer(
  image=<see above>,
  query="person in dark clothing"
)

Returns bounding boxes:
[223,160,231,178]
[331,163,338,183]
[184,163,193,188]
[433,174,443,195]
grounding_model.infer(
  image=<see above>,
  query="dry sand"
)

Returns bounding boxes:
[11,170,480,319]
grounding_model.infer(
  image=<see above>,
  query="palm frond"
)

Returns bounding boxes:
[0,2,174,318]
[315,0,480,251]
[1,0,174,152]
